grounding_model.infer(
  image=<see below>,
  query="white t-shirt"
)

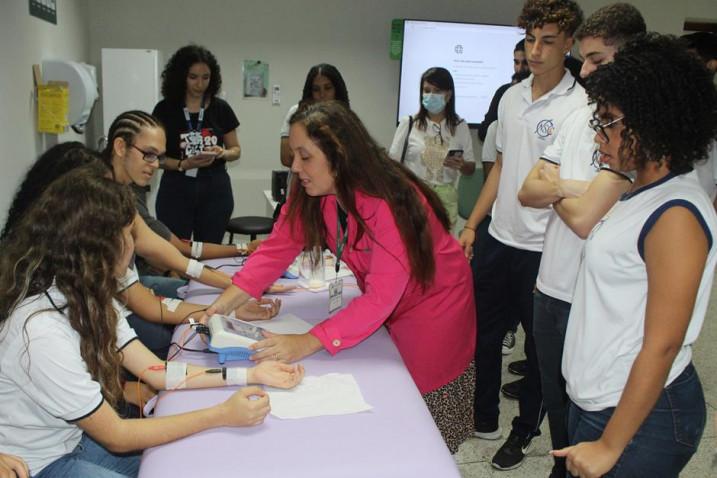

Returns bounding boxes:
[489,71,587,252]
[536,105,602,302]
[563,173,717,411]
[482,121,498,164]
[389,116,475,187]
[279,104,299,138]
[0,286,137,475]
[687,139,717,200]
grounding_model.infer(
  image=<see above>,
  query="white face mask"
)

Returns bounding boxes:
[422,93,446,114]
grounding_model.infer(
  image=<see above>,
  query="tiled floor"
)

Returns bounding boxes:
[454,281,717,477]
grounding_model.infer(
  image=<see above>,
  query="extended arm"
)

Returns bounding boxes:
[458,153,502,256]
[132,214,232,289]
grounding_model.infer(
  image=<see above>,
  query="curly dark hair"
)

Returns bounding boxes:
[1,143,106,240]
[287,101,449,288]
[161,44,222,102]
[681,32,717,63]
[415,67,463,136]
[586,33,717,174]
[301,64,350,107]
[575,3,646,46]
[518,0,584,36]
[0,165,136,408]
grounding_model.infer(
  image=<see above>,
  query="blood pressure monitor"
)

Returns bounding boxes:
[207,314,266,363]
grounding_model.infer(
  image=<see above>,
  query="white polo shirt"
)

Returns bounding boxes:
[0,287,137,475]
[536,105,602,302]
[389,116,475,187]
[563,173,717,411]
[482,121,498,164]
[490,70,587,251]
[687,140,717,200]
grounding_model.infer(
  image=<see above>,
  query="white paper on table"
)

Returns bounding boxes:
[267,373,373,419]
[258,313,313,335]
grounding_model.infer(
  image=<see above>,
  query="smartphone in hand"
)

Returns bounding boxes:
[444,149,464,167]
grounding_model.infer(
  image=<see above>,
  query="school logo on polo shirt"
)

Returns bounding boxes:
[535,119,555,139]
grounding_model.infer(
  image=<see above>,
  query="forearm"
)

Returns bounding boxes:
[599,347,678,455]
[221,145,241,162]
[518,177,562,208]
[109,404,226,452]
[465,156,501,229]
[553,171,629,238]
[160,156,182,172]
[209,284,252,315]
[197,266,233,289]
[461,161,476,175]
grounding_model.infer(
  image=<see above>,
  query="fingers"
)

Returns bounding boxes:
[550,447,571,457]
[0,455,29,478]
[240,386,266,397]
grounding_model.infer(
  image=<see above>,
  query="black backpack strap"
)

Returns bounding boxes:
[400,115,414,164]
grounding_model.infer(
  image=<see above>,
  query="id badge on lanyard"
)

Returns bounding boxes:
[329,206,348,314]
[183,105,205,178]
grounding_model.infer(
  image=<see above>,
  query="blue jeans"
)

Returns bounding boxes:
[567,363,705,477]
[139,275,187,299]
[35,434,140,478]
[533,290,571,472]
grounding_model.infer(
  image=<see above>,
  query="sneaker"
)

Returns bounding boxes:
[474,420,502,440]
[501,378,524,400]
[508,359,528,376]
[491,430,534,470]
[502,330,516,355]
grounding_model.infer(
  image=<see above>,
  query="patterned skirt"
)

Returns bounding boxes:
[422,361,475,454]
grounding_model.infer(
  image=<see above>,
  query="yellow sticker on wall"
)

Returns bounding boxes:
[37,83,69,134]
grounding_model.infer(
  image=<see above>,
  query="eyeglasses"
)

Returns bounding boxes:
[131,144,164,163]
[589,116,624,143]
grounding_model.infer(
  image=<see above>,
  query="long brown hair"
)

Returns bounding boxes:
[287,101,450,287]
[0,164,136,407]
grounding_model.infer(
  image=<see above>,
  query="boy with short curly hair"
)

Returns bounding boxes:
[460,0,585,471]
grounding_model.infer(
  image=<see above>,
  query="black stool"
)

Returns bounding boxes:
[226,216,274,243]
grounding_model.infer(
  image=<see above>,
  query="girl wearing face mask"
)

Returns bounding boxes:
[389,67,475,226]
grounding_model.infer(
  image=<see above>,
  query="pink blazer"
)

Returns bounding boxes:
[233,191,476,394]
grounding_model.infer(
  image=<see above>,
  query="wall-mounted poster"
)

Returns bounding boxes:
[243,60,268,98]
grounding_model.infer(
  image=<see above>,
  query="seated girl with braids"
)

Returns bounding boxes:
[0,166,303,478]
[1,142,281,408]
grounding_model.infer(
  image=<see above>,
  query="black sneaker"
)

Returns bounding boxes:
[474,420,502,440]
[508,359,528,376]
[491,430,534,470]
[502,330,516,355]
[501,377,524,400]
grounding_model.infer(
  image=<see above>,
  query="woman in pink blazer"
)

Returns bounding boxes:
[207,101,476,453]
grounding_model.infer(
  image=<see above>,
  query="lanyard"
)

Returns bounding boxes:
[335,204,348,275]
[183,103,205,133]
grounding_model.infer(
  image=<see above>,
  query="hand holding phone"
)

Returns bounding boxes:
[444,149,464,170]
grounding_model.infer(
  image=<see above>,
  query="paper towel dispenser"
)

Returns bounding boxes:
[42,60,99,129]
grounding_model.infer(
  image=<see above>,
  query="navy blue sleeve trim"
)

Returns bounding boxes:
[117,336,139,352]
[117,280,138,293]
[540,157,560,166]
[637,199,713,260]
[67,396,104,423]
[599,166,633,182]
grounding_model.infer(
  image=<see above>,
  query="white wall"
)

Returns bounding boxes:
[0,0,89,228]
[1,0,713,226]
[86,0,528,218]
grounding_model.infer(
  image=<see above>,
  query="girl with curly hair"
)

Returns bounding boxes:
[152,44,241,243]
[0,166,303,477]
[554,33,717,478]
